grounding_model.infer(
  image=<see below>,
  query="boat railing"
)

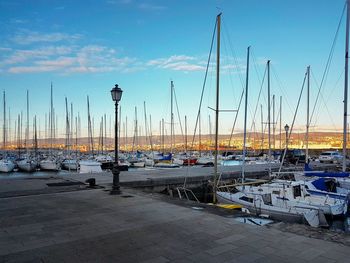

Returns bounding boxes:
[176,187,200,203]
[216,179,269,190]
[271,171,298,179]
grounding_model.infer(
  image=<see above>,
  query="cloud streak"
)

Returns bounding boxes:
[147,55,206,72]
[107,0,167,11]
[1,43,140,74]
[12,31,81,45]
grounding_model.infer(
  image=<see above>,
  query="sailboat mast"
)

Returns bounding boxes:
[343,0,350,172]
[118,106,121,152]
[125,116,128,151]
[306,66,310,163]
[8,108,10,148]
[3,91,6,150]
[100,117,103,154]
[71,103,73,150]
[17,114,20,157]
[104,114,107,152]
[185,115,188,154]
[25,90,29,152]
[50,83,53,154]
[209,114,212,148]
[267,60,271,161]
[162,118,165,153]
[261,104,264,151]
[273,94,275,150]
[34,116,38,158]
[75,116,78,157]
[87,96,94,155]
[65,97,70,154]
[143,101,148,147]
[213,13,221,203]
[199,113,202,156]
[170,80,174,154]
[242,46,250,184]
[134,107,138,150]
[149,114,154,154]
[279,96,282,150]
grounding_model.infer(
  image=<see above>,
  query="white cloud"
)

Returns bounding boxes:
[147,55,194,66]
[1,46,73,65]
[107,0,132,5]
[35,57,76,67]
[147,55,204,72]
[138,3,166,11]
[8,65,61,73]
[107,0,166,11]
[1,43,140,74]
[66,66,116,73]
[10,18,28,24]
[0,47,12,52]
[12,31,82,45]
[162,62,204,71]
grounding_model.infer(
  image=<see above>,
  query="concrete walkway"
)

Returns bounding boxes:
[1,185,349,262]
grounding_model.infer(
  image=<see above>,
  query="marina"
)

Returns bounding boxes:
[1,167,350,262]
[2,0,350,261]
[2,160,350,232]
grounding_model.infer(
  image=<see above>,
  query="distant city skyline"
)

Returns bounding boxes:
[0,0,348,140]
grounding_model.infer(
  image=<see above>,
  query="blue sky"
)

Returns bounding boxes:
[0,0,347,140]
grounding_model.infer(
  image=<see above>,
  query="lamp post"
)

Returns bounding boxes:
[284,124,289,150]
[110,84,123,195]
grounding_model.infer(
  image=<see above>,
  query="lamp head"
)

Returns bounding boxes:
[284,124,290,132]
[111,84,123,102]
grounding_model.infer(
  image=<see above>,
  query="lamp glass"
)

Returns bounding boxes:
[284,124,289,132]
[111,85,123,102]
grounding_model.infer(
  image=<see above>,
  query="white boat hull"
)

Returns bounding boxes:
[18,160,38,172]
[131,161,145,168]
[217,191,327,227]
[62,160,79,170]
[79,160,102,173]
[40,160,60,171]
[0,160,15,173]
[154,162,180,168]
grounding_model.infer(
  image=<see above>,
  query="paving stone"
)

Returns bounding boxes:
[206,244,237,256]
[233,252,265,263]
[215,234,246,244]
[140,256,170,263]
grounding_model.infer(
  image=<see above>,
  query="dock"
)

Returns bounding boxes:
[1,162,350,262]
[61,162,281,191]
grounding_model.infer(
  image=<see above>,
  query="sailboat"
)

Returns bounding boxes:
[0,91,15,173]
[62,101,79,171]
[39,83,61,171]
[292,1,350,197]
[79,96,102,174]
[154,81,180,168]
[126,107,145,168]
[210,14,345,226]
[216,48,345,225]
[17,90,38,172]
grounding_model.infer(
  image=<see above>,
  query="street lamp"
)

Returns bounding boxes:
[284,124,289,149]
[110,84,123,195]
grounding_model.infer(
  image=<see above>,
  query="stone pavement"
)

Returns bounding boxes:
[1,185,350,262]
